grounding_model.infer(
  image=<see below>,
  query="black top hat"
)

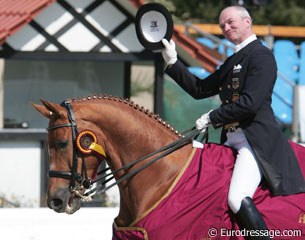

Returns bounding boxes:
[135,3,173,51]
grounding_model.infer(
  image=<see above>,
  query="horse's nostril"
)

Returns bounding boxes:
[49,198,64,211]
[52,198,63,207]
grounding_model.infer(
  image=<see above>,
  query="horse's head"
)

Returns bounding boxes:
[33,99,104,214]
[34,95,193,225]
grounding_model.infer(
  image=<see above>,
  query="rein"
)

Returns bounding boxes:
[47,100,201,200]
[84,127,200,197]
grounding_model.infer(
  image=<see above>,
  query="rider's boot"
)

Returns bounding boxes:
[235,197,270,240]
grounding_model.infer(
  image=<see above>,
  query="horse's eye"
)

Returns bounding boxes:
[55,140,69,149]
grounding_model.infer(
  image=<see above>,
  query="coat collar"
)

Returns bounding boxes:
[220,39,261,78]
[234,34,257,53]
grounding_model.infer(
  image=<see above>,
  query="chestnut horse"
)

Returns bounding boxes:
[33,95,305,240]
[33,95,193,223]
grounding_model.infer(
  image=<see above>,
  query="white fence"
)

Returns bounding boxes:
[0,140,42,207]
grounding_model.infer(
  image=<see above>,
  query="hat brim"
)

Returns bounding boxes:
[135,3,173,51]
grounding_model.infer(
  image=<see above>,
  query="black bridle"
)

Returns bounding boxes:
[47,100,202,200]
[48,101,93,193]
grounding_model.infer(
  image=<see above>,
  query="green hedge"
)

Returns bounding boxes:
[163,78,222,143]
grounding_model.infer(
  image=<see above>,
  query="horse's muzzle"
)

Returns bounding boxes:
[47,188,81,214]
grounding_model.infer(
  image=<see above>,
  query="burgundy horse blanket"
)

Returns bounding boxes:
[113,142,305,240]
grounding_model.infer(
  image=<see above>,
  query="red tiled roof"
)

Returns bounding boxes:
[0,0,57,45]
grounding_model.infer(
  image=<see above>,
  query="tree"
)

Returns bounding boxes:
[249,0,305,25]
[149,0,305,26]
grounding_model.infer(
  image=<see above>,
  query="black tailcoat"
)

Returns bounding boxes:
[166,39,305,196]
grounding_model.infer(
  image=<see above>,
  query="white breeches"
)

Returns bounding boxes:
[225,128,262,214]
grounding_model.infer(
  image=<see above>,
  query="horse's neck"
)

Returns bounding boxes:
[80,100,192,226]
[116,142,192,227]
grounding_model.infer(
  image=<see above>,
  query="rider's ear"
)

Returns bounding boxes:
[32,99,65,119]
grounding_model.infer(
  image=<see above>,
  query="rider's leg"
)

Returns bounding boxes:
[227,145,262,213]
[225,129,270,240]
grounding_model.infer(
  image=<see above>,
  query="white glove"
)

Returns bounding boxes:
[161,39,177,66]
[196,112,211,133]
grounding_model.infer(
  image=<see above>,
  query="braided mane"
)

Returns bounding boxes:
[70,94,181,137]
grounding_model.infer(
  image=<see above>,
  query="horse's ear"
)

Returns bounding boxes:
[32,100,64,119]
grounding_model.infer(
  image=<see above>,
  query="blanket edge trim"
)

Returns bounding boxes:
[113,221,149,240]
[128,147,198,227]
